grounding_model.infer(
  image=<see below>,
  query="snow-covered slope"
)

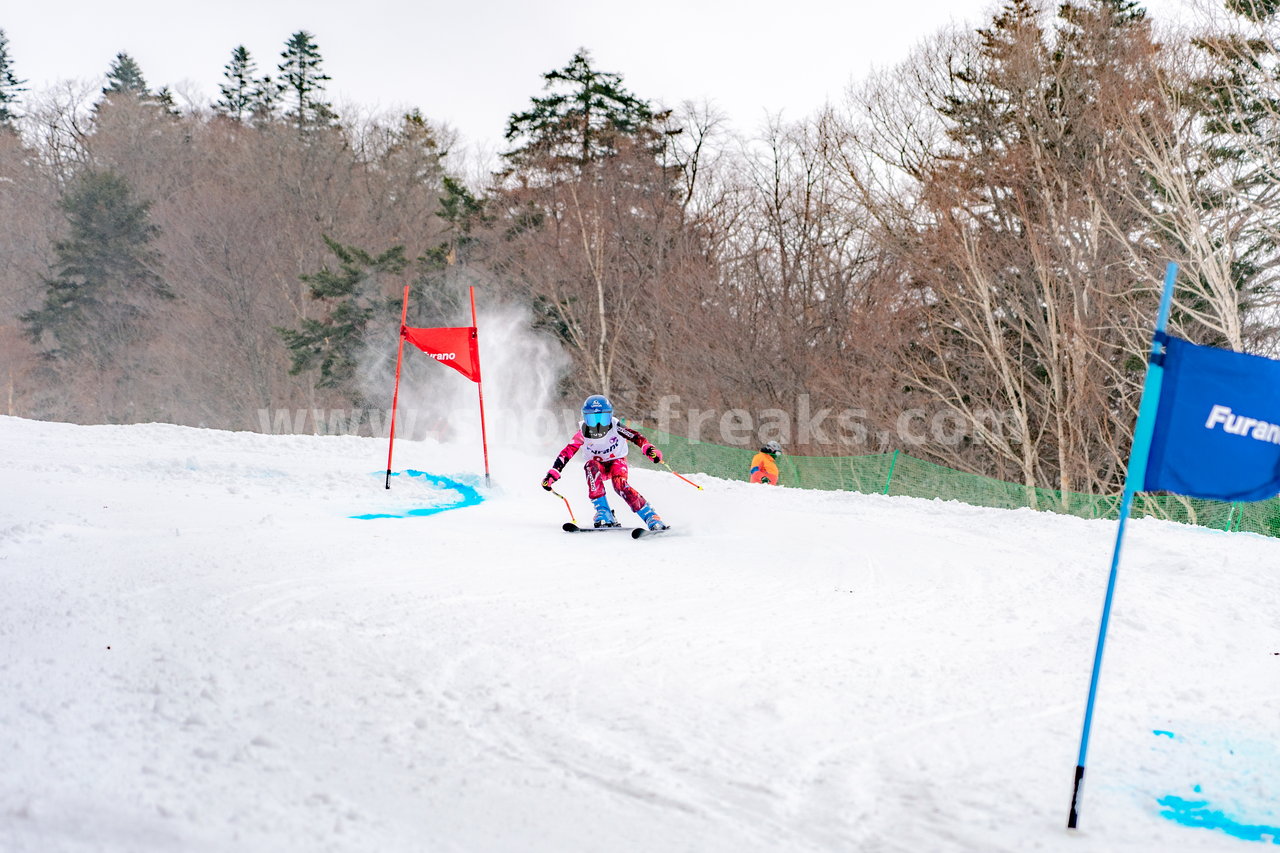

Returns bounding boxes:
[1,415,1276,852]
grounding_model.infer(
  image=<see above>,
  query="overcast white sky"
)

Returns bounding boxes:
[5,0,1200,153]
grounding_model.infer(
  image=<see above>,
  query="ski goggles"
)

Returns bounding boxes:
[582,411,612,429]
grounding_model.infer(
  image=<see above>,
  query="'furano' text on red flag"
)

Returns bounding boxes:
[401,326,481,383]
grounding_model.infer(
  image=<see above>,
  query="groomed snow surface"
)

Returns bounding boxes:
[1,415,1276,852]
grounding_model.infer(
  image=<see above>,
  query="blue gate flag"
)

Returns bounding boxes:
[1143,333,1280,502]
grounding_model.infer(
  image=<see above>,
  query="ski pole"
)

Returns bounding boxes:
[549,487,576,522]
[662,462,703,490]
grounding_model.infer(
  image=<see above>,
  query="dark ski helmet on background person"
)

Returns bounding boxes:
[581,395,614,439]
[763,440,783,455]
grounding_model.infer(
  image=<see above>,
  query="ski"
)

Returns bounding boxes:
[631,526,672,539]
[563,522,633,533]
[560,522,673,537]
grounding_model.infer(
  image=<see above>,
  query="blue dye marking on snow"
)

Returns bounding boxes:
[1158,795,1280,844]
[352,470,484,520]
[1153,730,1176,738]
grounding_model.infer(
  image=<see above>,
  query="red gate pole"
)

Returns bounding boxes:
[470,286,491,487]
[385,284,411,489]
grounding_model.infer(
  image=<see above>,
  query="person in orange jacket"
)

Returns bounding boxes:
[750,440,783,485]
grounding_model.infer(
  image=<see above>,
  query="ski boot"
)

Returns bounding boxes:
[636,503,669,531]
[592,496,620,528]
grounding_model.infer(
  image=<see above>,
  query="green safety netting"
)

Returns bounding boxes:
[632,427,1280,538]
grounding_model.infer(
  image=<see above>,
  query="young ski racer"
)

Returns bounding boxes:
[541,395,670,530]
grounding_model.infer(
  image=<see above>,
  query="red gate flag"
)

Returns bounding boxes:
[387,285,490,489]
[384,284,488,484]
[401,325,481,383]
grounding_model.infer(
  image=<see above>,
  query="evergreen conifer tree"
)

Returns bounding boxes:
[276,31,337,129]
[437,175,485,253]
[278,237,408,390]
[103,52,149,96]
[216,46,274,122]
[0,28,27,131]
[503,49,667,176]
[1226,0,1280,17]
[154,86,180,117]
[22,169,172,361]
[494,50,690,397]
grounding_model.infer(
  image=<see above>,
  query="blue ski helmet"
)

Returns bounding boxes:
[581,394,613,438]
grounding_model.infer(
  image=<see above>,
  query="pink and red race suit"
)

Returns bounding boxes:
[549,419,657,512]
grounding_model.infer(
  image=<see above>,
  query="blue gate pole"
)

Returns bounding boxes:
[1068,262,1178,830]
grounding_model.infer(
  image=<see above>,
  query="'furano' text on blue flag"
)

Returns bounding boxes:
[1203,405,1280,445]
[1143,335,1280,502]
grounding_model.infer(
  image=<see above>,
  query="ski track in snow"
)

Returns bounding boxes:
[0,415,1277,852]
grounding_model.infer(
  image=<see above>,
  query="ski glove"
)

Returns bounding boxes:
[541,469,560,491]
[642,443,663,464]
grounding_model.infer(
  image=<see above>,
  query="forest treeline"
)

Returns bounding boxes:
[2,0,1279,494]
